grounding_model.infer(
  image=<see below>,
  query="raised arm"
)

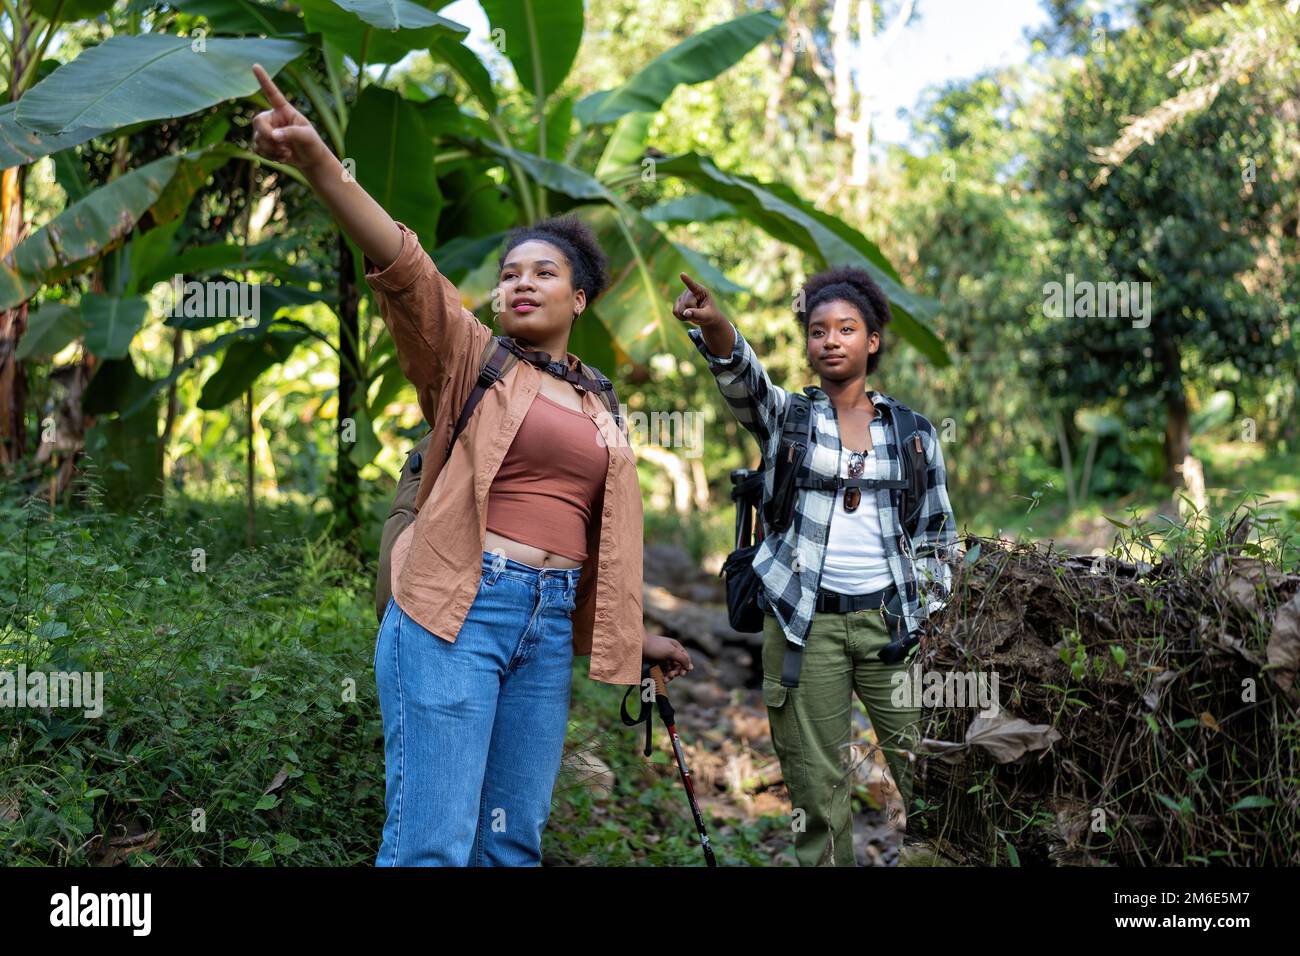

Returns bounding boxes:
[673,272,789,456]
[249,64,481,421]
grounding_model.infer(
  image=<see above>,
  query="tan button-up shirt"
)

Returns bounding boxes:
[365,221,644,685]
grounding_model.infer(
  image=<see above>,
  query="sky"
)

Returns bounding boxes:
[437,0,1051,147]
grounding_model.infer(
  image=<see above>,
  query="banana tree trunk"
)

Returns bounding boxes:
[334,231,362,553]
[0,164,29,468]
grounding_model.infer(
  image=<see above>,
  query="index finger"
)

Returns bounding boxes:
[252,63,290,109]
[678,272,707,295]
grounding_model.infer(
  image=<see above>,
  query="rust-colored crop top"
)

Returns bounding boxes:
[485,391,610,562]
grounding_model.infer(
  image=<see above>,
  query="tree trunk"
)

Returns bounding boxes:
[0,164,29,469]
[1164,389,1191,491]
[334,232,362,554]
[830,0,854,140]
[157,329,186,486]
[1152,322,1189,491]
[246,385,255,548]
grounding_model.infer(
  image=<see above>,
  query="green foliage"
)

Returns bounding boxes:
[0,488,779,866]
[1030,10,1297,476]
[0,490,383,865]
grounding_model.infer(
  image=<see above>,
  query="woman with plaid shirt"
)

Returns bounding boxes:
[675,267,957,866]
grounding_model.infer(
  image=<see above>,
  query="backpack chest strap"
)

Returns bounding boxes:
[797,475,908,491]
[500,337,607,393]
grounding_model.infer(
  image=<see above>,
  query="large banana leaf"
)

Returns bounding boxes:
[81,293,150,359]
[480,140,613,202]
[117,314,320,419]
[138,237,318,289]
[0,102,109,171]
[344,86,442,249]
[16,34,305,135]
[426,35,498,115]
[299,0,466,66]
[653,153,949,366]
[433,164,517,251]
[479,0,583,101]
[0,146,235,309]
[125,217,187,295]
[162,277,332,331]
[169,0,306,36]
[52,146,95,203]
[32,0,115,20]
[16,303,85,361]
[197,328,309,408]
[427,232,508,284]
[405,91,494,139]
[644,193,736,224]
[523,95,575,162]
[594,112,653,181]
[575,203,698,365]
[575,12,781,126]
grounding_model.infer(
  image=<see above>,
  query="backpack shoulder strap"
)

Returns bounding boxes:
[879,397,930,537]
[577,360,623,435]
[445,336,518,464]
[779,391,814,452]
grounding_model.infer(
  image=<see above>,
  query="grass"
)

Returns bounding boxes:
[0,482,777,866]
[6,435,1293,865]
[0,488,383,866]
[958,439,1300,549]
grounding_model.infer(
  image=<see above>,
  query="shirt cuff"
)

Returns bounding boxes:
[363,220,425,294]
[687,323,743,369]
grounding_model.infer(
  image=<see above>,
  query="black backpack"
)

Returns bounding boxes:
[722,392,932,633]
[374,335,621,622]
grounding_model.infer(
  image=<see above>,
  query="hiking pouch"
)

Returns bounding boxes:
[723,468,767,632]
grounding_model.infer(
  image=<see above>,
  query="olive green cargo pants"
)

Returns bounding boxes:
[762,608,922,867]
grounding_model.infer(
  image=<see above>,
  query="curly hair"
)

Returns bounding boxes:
[500,215,610,307]
[795,266,893,374]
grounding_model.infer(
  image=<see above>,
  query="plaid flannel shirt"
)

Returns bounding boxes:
[690,323,957,648]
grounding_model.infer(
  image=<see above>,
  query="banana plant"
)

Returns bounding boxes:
[4,0,944,525]
[0,6,311,482]
[422,6,948,367]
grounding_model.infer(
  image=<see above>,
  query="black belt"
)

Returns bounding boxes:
[781,584,906,688]
[815,585,894,614]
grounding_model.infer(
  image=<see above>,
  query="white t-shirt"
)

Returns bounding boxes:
[819,445,894,595]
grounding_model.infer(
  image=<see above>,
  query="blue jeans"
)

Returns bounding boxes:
[373,550,582,866]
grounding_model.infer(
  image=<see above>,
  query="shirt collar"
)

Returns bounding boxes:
[803,385,890,409]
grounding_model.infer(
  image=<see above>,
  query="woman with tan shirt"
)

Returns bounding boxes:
[249,65,691,866]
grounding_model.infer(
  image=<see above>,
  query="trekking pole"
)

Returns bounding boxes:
[621,663,718,866]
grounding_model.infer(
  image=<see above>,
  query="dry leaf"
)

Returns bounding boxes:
[263,764,291,795]
[964,712,1061,763]
[914,737,968,764]
[1142,669,1178,711]
[1267,594,1300,693]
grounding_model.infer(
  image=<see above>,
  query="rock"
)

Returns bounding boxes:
[561,751,614,797]
[643,584,752,654]
[643,543,697,589]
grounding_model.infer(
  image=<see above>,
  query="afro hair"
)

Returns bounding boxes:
[795,266,893,374]
[500,214,610,307]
